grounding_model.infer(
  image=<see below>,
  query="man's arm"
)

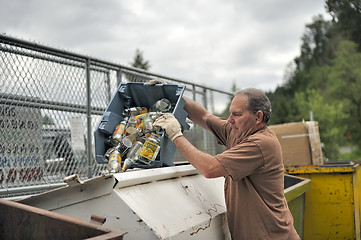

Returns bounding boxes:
[183,96,211,131]
[173,135,228,178]
[153,106,228,179]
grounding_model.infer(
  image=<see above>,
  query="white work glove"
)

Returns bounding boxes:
[153,113,183,141]
[146,78,167,85]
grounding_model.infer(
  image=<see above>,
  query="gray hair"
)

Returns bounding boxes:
[234,88,272,124]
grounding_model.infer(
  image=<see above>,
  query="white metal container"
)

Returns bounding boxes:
[20,165,231,239]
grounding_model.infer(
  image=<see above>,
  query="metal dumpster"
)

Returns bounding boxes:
[285,162,361,240]
[284,174,311,239]
[0,198,126,239]
[18,165,310,239]
[20,165,230,240]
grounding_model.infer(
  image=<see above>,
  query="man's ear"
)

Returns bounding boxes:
[256,110,263,123]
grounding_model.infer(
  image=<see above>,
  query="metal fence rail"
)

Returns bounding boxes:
[0,34,232,198]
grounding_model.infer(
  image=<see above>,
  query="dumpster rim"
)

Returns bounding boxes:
[285,163,359,174]
[284,174,311,202]
[113,164,198,189]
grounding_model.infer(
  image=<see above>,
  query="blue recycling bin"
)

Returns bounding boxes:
[94,82,189,168]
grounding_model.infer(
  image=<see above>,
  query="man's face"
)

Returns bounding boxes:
[227,94,257,138]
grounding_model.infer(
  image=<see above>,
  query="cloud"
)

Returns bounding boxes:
[1,0,328,93]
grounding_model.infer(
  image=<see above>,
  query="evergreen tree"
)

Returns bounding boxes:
[326,0,361,50]
[327,40,361,145]
[130,49,151,70]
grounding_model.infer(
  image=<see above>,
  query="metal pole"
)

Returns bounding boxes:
[191,84,197,143]
[209,90,216,155]
[116,69,122,88]
[202,88,208,152]
[210,90,215,114]
[86,59,93,178]
[106,71,111,103]
[202,88,208,110]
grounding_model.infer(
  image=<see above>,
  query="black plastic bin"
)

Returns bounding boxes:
[94,82,189,168]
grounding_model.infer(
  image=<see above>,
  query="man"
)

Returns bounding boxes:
[154,87,300,240]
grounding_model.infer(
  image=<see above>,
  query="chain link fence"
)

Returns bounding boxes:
[0,34,232,199]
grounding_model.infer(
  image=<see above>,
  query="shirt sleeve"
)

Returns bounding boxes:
[215,139,265,181]
[205,114,230,146]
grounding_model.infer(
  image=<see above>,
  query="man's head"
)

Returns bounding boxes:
[227,88,272,138]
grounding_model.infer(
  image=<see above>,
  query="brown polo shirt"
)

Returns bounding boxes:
[206,115,300,240]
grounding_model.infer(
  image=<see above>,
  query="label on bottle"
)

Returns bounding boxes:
[108,152,121,172]
[134,107,148,115]
[127,107,148,116]
[113,123,126,135]
[109,153,121,163]
[135,113,147,125]
[139,140,159,161]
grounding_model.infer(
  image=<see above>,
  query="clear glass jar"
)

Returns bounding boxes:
[150,98,172,113]
[138,132,161,165]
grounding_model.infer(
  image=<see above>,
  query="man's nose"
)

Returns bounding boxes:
[227,115,234,123]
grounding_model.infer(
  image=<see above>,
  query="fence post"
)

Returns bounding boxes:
[209,90,217,155]
[210,90,215,114]
[202,88,208,151]
[86,58,93,178]
[116,69,122,87]
[106,71,111,103]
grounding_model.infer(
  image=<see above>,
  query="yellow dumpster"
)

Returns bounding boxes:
[285,162,361,240]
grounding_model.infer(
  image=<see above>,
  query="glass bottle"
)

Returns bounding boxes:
[125,115,137,135]
[105,136,133,173]
[138,132,161,165]
[111,120,126,146]
[124,127,142,144]
[122,141,143,172]
[143,113,155,137]
[124,107,148,116]
[150,98,172,113]
[117,137,133,157]
[107,149,122,173]
[104,146,115,161]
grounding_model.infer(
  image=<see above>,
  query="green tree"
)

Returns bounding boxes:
[267,0,361,160]
[291,15,333,91]
[326,0,361,49]
[267,87,297,125]
[269,15,335,125]
[130,49,151,70]
[326,40,361,145]
[293,89,347,159]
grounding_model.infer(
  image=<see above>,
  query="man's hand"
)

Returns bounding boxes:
[154,113,183,141]
[146,78,167,85]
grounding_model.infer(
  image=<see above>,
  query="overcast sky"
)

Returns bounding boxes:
[1,0,329,93]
